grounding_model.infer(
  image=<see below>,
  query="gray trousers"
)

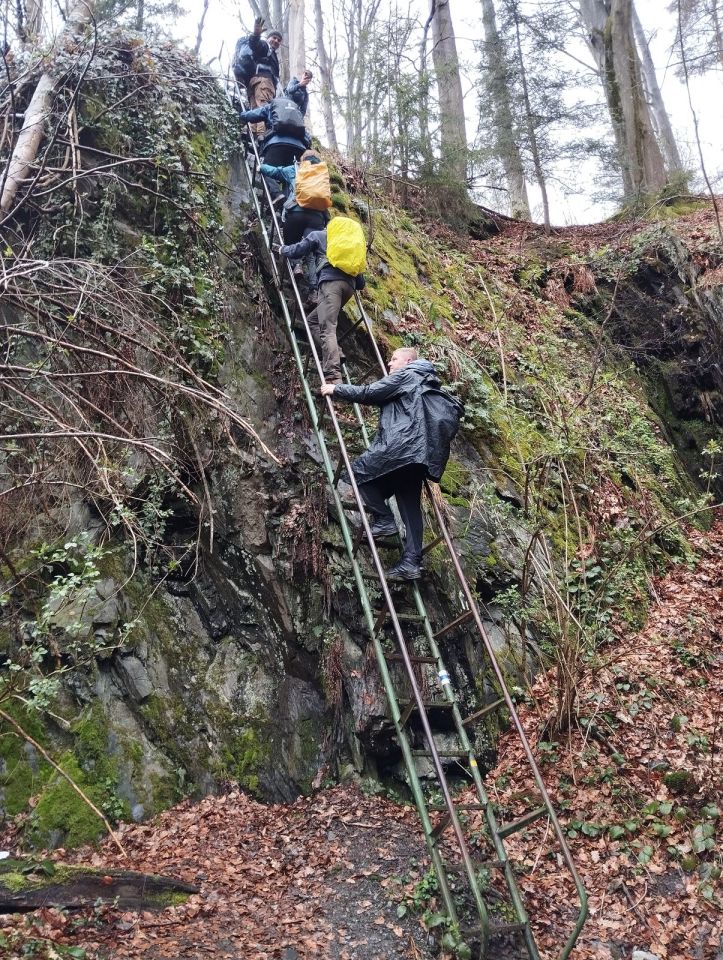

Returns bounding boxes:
[307,278,354,383]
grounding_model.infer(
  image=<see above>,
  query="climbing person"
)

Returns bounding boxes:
[261,149,331,296]
[232,18,282,138]
[276,217,366,384]
[320,348,464,582]
[238,93,311,203]
[284,70,313,117]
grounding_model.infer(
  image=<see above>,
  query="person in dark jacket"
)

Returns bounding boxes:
[261,149,329,292]
[278,226,365,384]
[239,94,311,203]
[320,349,463,581]
[238,98,311,165]
[285,71,313,117]
[232,19,282,136]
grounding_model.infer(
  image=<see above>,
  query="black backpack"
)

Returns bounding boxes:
[421,385,465,482]
[269,97,306,138]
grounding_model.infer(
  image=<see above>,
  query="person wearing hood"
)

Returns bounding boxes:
[232,19,282,137]
[320,348,463,581]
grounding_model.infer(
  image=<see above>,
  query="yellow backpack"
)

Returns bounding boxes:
[295,160,332,210]
[326,216,367,276]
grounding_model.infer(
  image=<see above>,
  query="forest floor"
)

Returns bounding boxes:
[2,516,721,959]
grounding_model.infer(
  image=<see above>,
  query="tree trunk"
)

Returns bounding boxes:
[430,0,467,184]
[578,0,666,197]
[480,0,530,218]
[312,0,338,149]
[418,9,434,174]
[511,0,549,228]
[287,0,306,83]
[1,1,97,216]
[632,1,682,172]
[610,0,666,194]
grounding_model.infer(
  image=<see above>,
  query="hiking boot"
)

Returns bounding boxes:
[386,561,422,582]
[369,520,399,539]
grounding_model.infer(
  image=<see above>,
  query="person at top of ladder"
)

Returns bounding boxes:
[321,349,464,582]
[262,149,331,304]
[277,217,366,385]
[232,18,282,139]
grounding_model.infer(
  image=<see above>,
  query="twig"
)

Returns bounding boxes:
[0,706,126,856]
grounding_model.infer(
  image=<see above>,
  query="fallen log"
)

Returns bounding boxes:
[0,858,199,913]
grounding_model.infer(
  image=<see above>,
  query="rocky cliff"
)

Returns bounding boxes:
[1,32,720,849]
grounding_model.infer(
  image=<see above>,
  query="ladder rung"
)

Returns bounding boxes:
[459,920,527,938]
[412,749,469,758]
[387,654,437,664]
[497,806,548,839]
[462,697,506,727]
[490,921,528,937]
[399,700,454,713]
[422,535,443,555]
[430,813,451,841]
[430,802,485,812]
[332,459,344,486]
[433,609,473,641]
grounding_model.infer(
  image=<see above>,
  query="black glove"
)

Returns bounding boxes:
[272,243,284,256]
[253,16,265,35]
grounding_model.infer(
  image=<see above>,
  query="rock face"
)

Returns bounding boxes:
[1,32,720,850]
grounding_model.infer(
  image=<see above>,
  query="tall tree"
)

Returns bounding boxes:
[287,0,306,81]
[430,0,467,183]
[1,0,97,216]
[313,0,339,149]
[480,0,530,217]
[632,1,683,172]
[671,0,723,74]
[578,0,667,197]
[508,0,549,227]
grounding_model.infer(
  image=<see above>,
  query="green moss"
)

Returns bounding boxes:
[440,459,470,496]
[663,770,697,794]
[220,726,267,795]
[331,188,351,213]
[1,871,27,892]
[0,702,52,818]
[29,754,108,848]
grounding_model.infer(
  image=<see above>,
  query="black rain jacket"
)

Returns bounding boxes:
[333,360,463,483]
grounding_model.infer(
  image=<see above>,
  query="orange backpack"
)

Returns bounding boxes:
[295,160,332,210]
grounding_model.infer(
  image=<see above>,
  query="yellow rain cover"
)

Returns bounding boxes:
[326,216,367,276]
[295,160,332,210]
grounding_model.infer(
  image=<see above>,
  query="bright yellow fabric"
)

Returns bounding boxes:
[326,216,366,275]
[295,161,332,210]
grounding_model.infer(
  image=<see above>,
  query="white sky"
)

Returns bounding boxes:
[172,0,722,225]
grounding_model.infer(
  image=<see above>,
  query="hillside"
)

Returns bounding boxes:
[0,29,721,960]
[2,519,720,958]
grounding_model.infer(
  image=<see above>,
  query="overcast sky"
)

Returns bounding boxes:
[172,0,722,225]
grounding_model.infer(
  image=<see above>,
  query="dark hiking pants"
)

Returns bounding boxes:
[358,465,427,567]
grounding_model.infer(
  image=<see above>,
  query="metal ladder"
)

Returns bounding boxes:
[235,108,587,958]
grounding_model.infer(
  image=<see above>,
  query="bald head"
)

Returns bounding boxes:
[389,347,418,373]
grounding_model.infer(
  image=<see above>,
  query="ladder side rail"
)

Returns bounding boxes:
[353,293,589,958]
[404,595,537,955]
[424,488,588,958]
[238,140,483,929]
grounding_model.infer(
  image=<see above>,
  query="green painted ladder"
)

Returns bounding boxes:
[236,112,588,959]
